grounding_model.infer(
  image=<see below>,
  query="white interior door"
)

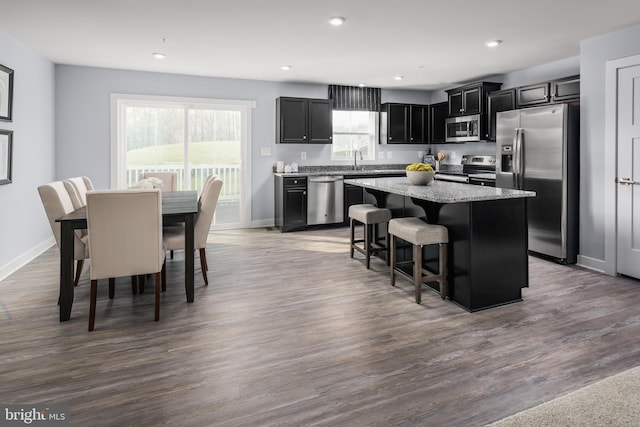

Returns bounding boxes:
[616,64,640,278]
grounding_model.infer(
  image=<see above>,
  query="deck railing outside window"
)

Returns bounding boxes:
[127,164,240,201]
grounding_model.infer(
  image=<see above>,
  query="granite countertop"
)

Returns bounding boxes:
[344,176,535,203]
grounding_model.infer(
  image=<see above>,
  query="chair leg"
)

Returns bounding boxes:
[154,272,161,321]
[161,262,167,292]
[349,219,355,258]
[390,234,396,286]
[170,250,174,260]
[74,260,84,287]
[414,244,423,304]
[199,248,208,286]
[131,275,138,294]
[108,278,115,299]
[139,275,145,293]
[89,279,98,331]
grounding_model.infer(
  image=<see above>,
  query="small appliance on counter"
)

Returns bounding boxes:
[434,155,496,186]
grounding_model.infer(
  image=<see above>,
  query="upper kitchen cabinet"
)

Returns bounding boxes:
[380,103,428,144]
[429,102,448,144]
[276,97,333,144]
[446,82,502,116]
[516,75,580,108]
[486,89,515,141]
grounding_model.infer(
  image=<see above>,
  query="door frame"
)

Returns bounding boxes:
[110,93,253,229]
[604,54,640,275]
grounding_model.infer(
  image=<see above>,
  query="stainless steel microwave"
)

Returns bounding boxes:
[445,114,481,142]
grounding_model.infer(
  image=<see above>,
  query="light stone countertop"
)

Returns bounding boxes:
[274,169,406,178]
[344,176,536,204]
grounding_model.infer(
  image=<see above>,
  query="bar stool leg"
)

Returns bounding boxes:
[365,224,371,269]
[390,234,396,286]
[439,243,448,299]
[414,244,423,304]
[350,218,355,259]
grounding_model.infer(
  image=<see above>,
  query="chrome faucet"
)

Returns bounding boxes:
[353,149,363,170]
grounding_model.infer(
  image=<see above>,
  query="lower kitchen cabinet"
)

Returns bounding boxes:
[275,176,307,232]
[343,183,365,225]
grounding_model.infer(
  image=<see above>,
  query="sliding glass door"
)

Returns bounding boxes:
[112,94,251,229]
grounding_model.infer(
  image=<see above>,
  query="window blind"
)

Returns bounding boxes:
[328,85,381,112]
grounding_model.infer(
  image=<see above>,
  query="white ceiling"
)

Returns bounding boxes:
[1,0,640,90]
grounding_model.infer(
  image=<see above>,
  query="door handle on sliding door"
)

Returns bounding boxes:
[616,177,636,185]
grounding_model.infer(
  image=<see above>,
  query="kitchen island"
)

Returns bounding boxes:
[345,176,536,311]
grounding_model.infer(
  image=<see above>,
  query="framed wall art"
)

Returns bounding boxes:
[0,64,14,122]
[0,130,13,184]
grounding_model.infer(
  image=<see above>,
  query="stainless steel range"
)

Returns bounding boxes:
[435,155,496,186]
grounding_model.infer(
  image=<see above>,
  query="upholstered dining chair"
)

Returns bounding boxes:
[63,176,94,210]
[164,176,223,286]
[38,181,90,288]
[139,171,178,192]
[86,189,166,331]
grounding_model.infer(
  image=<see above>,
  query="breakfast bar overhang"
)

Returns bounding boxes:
[345,177,536,311]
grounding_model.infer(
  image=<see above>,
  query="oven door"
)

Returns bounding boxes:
[445,114,481,142]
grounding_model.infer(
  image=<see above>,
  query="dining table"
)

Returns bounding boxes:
[55,190,199,322]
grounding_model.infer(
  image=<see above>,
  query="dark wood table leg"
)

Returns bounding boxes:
[185,213,195,303]
[59,221,75,321]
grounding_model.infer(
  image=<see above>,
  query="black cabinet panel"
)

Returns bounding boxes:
[551,75,580,102]
[276,97,332,144]
[446,82,502,116]
[429,102,448,144]
[275,176,307,232]
[517,76,580,107]
[380,103,429,144]
[486,89,515,141]
[516,82,550,107]
[308,99,333,143]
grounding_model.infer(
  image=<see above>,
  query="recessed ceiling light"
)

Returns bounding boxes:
[328,16,345,26]
[152,52,166,59]
[281,65,292,71]
[486,40,502,48]
[394,76,404,81]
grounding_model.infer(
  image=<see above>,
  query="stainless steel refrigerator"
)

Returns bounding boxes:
[496,104,579,264]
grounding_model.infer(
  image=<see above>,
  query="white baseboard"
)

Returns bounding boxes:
[250,218,275,228]
[576,254,606,274]
[0,237,56,283]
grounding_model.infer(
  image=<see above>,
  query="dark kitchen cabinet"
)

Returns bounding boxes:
[516,75,580,108]
[276,97,333,144]
[446,82,502,116]
[550,75,580,103]
[486,89,515,141]
[275,176,307,232]
[429,102,448,144]
[380,103,428,144]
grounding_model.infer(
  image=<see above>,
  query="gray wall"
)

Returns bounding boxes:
[0,32,56,279]
[579,23,640,267]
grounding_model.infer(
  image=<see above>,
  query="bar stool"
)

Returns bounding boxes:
[348,204,392,269]
[388,217,448,304]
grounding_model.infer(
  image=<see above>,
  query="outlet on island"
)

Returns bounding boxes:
[301,152,306,159]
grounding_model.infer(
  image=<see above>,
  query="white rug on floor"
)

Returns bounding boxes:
[488,366,640,426]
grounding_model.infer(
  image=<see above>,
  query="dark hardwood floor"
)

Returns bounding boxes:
[1,227,639,426]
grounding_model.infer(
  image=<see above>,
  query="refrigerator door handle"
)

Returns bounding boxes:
[514,128,524,189]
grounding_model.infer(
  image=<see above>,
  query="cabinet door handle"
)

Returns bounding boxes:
[303,135,307,140]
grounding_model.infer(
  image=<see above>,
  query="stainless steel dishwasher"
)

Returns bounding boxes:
[307,175,344,225]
